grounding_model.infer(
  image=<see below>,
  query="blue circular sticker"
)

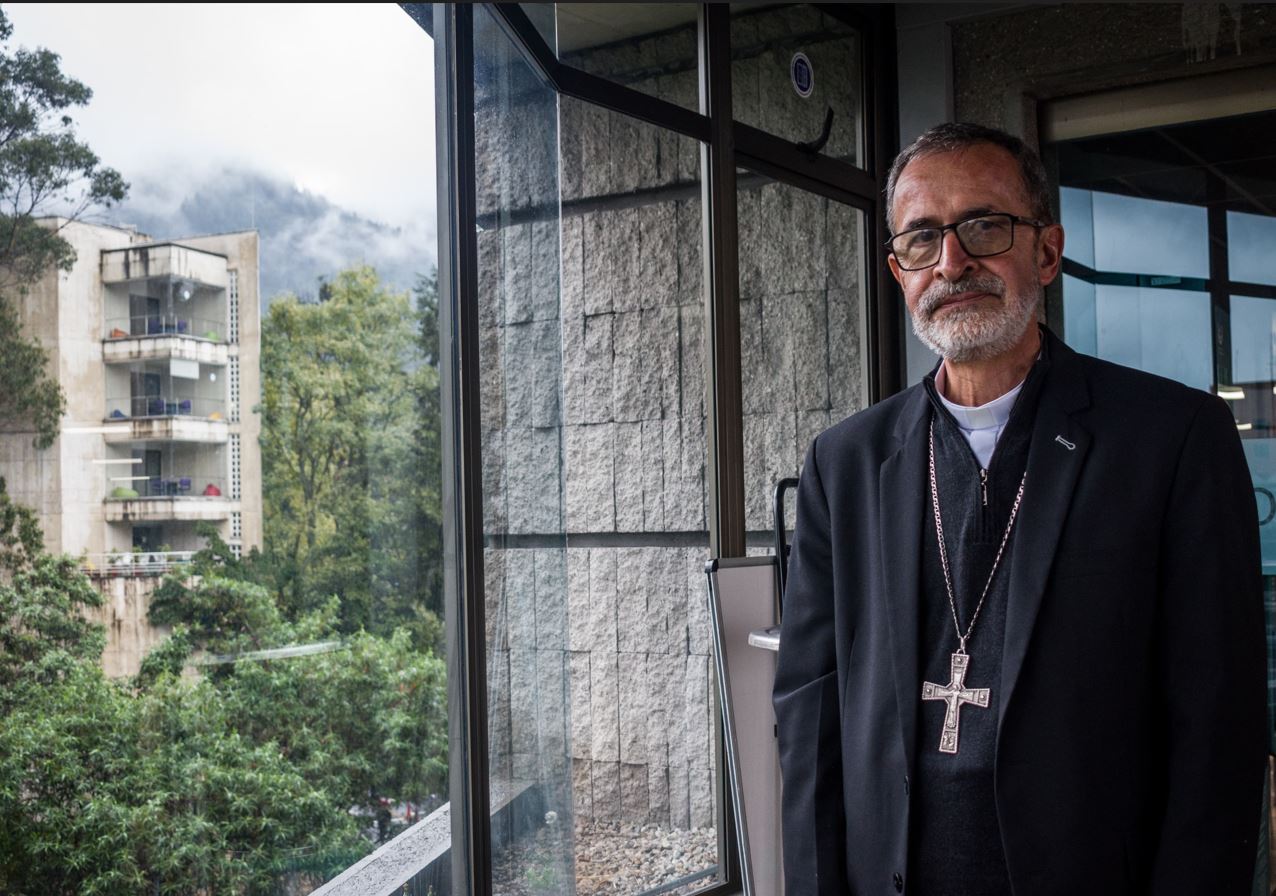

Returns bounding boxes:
[791,52,814,98]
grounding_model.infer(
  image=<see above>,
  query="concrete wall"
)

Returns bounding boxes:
[950,3,1276,141]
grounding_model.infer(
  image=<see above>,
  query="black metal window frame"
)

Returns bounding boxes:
[432,4,900,893]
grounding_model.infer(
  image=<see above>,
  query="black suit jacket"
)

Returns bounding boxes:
[773,330,1267,895]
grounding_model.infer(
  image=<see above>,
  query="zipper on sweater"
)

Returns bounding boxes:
[980,468,988,506]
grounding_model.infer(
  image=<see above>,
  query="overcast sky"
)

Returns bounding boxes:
[5,3,435,251]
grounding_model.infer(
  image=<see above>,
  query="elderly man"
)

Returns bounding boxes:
[773,122,1267,895]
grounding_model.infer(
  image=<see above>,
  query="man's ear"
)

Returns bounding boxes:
[887,251,904,287]
[1037,223,1064,286]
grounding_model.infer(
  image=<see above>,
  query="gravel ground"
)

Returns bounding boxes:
[493,820,718,896]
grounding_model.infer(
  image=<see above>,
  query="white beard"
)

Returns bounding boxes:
[910,274,1040,363]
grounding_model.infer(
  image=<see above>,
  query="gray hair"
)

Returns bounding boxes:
[885,122,1053,232]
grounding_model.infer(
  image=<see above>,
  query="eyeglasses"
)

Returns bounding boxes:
[886,213,1045,271]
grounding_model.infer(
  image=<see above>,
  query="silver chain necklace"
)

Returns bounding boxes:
[921,417,1027,754]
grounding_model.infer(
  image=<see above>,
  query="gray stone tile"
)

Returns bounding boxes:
[504,550,536,650]
[610,206,643,314]
[502,223,534,325]
[593,761,622,822]
[509,647,538,756]
[827,286,866,414]
[582,313,614,424]
[743,411,798,532]
[684,653,712,771]
[617,651,648,763]
[567,549,591,653]
[535,550,568,650]
[614,421,644,531]
[620,762,650,821]
[590,651,619,761]
[689,765,714,829]
[640,419,666,531]
[615,548,647,654]
[531,319,562,428]
[569,651,592,760]
[588,549,618,653]
[536,647,569,760]
[505,425,561,535]
[676,199,703,297]
[582,211,614,316]
[572,757,593,821]
[530,219,560,322]
[792,290,831,412]
[669,761,690,829]
[647,763,670,826]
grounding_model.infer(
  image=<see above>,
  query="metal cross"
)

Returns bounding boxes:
[921,652,991,754]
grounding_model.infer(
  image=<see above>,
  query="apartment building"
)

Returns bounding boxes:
[0,219,262,676]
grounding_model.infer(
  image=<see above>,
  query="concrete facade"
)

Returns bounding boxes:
[0,219,262,678]
[474,7,869,834]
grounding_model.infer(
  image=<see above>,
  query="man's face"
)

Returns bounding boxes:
[887,143,1064,363]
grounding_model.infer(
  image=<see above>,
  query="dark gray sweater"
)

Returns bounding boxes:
[908,355,1047,896]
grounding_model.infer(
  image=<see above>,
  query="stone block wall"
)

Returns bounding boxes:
[474,6,869,833]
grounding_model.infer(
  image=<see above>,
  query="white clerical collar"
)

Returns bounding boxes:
[935,363,1025,433]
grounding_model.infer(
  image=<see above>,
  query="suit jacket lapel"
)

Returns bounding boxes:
[998,337,1091,731]
[880,388,931,774]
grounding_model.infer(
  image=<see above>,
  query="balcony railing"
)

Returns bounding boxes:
[106,395,227,421]
[106,475,227,500]
[81,550,196,578]
[105,315,225,343]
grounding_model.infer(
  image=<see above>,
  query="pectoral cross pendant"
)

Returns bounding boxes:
[921,652,990,754]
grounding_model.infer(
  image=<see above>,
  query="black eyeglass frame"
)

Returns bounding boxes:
[885,212,1046,271]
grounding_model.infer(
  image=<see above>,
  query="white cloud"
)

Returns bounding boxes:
[4,3,435,235]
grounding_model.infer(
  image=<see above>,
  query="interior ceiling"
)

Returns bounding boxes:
[551,3,700,54]
[1057,110,1276,216]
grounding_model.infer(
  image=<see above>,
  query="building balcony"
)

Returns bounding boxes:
[103,315,229,365]
[100,243,230,290]
[104,396,229,443]
[81,550,196,578]
[103,475,235,522]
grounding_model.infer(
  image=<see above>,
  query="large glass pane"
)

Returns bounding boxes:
[554,3,700,112]
[1062,273,1097,357]
[1093,284,1213,391]
[1090,191,1209,279]
[474,8,575,891]
[474,10,718,892]
[0,5,444,893]
[738,172,868,537]
[1230,295,1276,572]
[560,93,719,894]
[731,4,863,166]
[1229,210,1276,287]
[1059,186,1096,269]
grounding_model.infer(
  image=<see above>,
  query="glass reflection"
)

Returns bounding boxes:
[731,5,862,166]
[737,171,868,533]
[555,3,700,112]
[1228,210,1276,287]
[1092,284,1212,391]
[1090,191,1209,278]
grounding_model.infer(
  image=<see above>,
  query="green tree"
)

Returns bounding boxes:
[0,486,369,895]
[0,9,127,448]
[259,265,442,645]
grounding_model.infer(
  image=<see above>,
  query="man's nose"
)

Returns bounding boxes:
[933,229,976,281]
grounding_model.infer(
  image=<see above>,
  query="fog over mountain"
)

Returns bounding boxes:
[105,165,436,307]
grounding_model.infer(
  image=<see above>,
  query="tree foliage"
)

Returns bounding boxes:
[259,265,443,646]
[0,491,448,894]
[0,9,127,448]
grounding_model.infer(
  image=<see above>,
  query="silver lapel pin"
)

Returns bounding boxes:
[1055,434,1076,451]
